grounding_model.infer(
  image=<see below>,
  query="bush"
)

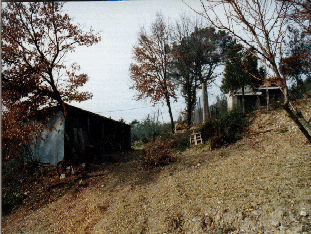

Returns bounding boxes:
[199,108,249,148]
[159,130,191,151]
[210,134,229,149]
[141,139,176,166]
[2,160,42,216]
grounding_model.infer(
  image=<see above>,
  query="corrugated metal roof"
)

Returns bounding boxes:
[66,104,130,127]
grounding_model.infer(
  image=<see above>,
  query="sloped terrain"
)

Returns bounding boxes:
[2,101,311,233]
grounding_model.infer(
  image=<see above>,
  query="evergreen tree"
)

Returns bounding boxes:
[171,35,199,127]
[221,45,264,113]
[172,26,234,125]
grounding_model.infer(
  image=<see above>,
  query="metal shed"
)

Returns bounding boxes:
[31,104,131,165]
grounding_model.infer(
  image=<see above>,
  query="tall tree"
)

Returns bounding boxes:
[171,15,203,127]
[281,27,311,87]
[281,0,311,85]
[173,26,234,124]
[221,45,264,113]
[171,34,199,127]
[210,94,228,119]
[2,2,101,160]
[190,27,234,122]
[130,13,177,133]
[280,1,311,99]
[185,0,311,142]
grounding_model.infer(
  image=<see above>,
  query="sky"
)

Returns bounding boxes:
[62,0,225,124]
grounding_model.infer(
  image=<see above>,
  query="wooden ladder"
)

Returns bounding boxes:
[190,132,202,146]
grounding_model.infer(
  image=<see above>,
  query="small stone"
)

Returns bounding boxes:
[289,214,298,222]
[79,179,86,185]
[215,214,221,223]
[279,225,286,231]
[197,163,201,167]
[294,225,303,232]
[271,220,280,227]
[300,210,307,217]
[252,210,258,216]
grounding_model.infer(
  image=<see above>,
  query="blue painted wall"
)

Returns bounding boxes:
[31,111,65,165]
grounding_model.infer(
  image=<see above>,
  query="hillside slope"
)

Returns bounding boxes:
[2,101,311,233]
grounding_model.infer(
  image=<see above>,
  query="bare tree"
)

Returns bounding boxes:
[184,0,311,142]
[280,0,311,36]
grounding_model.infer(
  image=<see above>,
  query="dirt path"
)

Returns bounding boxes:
[2,106,311,233]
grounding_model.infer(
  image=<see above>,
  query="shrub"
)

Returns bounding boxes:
[199,108,249,148]
[141,139,176,166]
[159,131,190,151]
[142,137,149,143]
[2,160,42,216]
[276,127,289,134]
[268,101,283,111]
[210,134,229,148]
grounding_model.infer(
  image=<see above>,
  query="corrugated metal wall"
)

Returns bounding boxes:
[31,111,65,165]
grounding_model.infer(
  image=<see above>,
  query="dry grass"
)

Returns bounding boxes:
[2,101,311,233]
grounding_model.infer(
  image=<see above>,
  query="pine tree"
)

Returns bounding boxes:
[221,45,264,113]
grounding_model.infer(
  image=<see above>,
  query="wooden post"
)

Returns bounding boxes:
[266,86,269,110]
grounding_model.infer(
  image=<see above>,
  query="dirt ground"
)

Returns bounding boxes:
[2,101,311,233]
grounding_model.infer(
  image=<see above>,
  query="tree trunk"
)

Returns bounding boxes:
[202,81,210,122]
[266,86,269,110]
[186,87,196,128]
[280,82,311,143]
[242,86,245,114]
[185,76,192,128]
[283,103,311,143]
[165,95,175,133]
[186,99,192,128]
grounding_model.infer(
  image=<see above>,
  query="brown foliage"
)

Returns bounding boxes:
[2,2,101,160]
[129,13,176,132]
[141,139,176,167]
[129,14,176,104]
[2,105,47,161]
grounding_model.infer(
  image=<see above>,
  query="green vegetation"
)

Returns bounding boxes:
[199,107,249,148]
[220,45,264,113]
[289,75,311,100]
[130,115,171,145]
